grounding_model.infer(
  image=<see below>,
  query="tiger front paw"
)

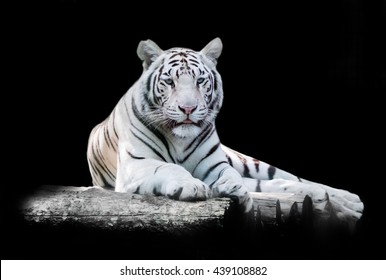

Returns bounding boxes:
[211,174,253,213]
[164,177,210,202]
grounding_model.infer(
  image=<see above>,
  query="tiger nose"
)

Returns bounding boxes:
[178,105,197,115]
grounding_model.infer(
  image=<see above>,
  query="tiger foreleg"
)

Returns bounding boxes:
[115,158,210,201]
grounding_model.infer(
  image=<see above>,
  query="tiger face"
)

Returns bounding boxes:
[137,39,224,138]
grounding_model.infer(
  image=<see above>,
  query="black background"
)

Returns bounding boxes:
[4,0,385,259]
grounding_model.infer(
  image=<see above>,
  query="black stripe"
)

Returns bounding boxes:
[209,166,230,188]
[104,112,117,153]
[253,159,260,173]
[207,89,220,111]
[103,125,110,148]
[204,142,221,159]
[255,179,261,192]
[243,164,250,177]
[297,177,302,182]
[268,165,276,180]
[111,109,119,139]
[146,71,154,92]
[128,151,145,160]
[111,137,118,153]
[192,142,221,175]
[235,152,251,178]
[189,58,199,64]
[158,65,164,75]
[211,70,218,91]
[152,73,158,103]
[88,160,99,176]
[154,164,165,175]
[226,153,233,166]
[202,161,228,181]
[131,129,167,162]
[169,53,179,59]
[104,123,116,152]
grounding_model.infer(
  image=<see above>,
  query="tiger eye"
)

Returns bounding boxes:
[164,78,174,86]
[197,77,205,84]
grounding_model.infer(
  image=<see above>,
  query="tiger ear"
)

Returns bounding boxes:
[200,38,223,65]
[137,39,163,70]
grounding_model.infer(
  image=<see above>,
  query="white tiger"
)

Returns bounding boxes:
[87,38,363,225]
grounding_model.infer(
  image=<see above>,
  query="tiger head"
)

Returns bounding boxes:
[136,38,224,139]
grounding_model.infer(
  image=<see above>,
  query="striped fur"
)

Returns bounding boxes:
[87,38,364,219]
